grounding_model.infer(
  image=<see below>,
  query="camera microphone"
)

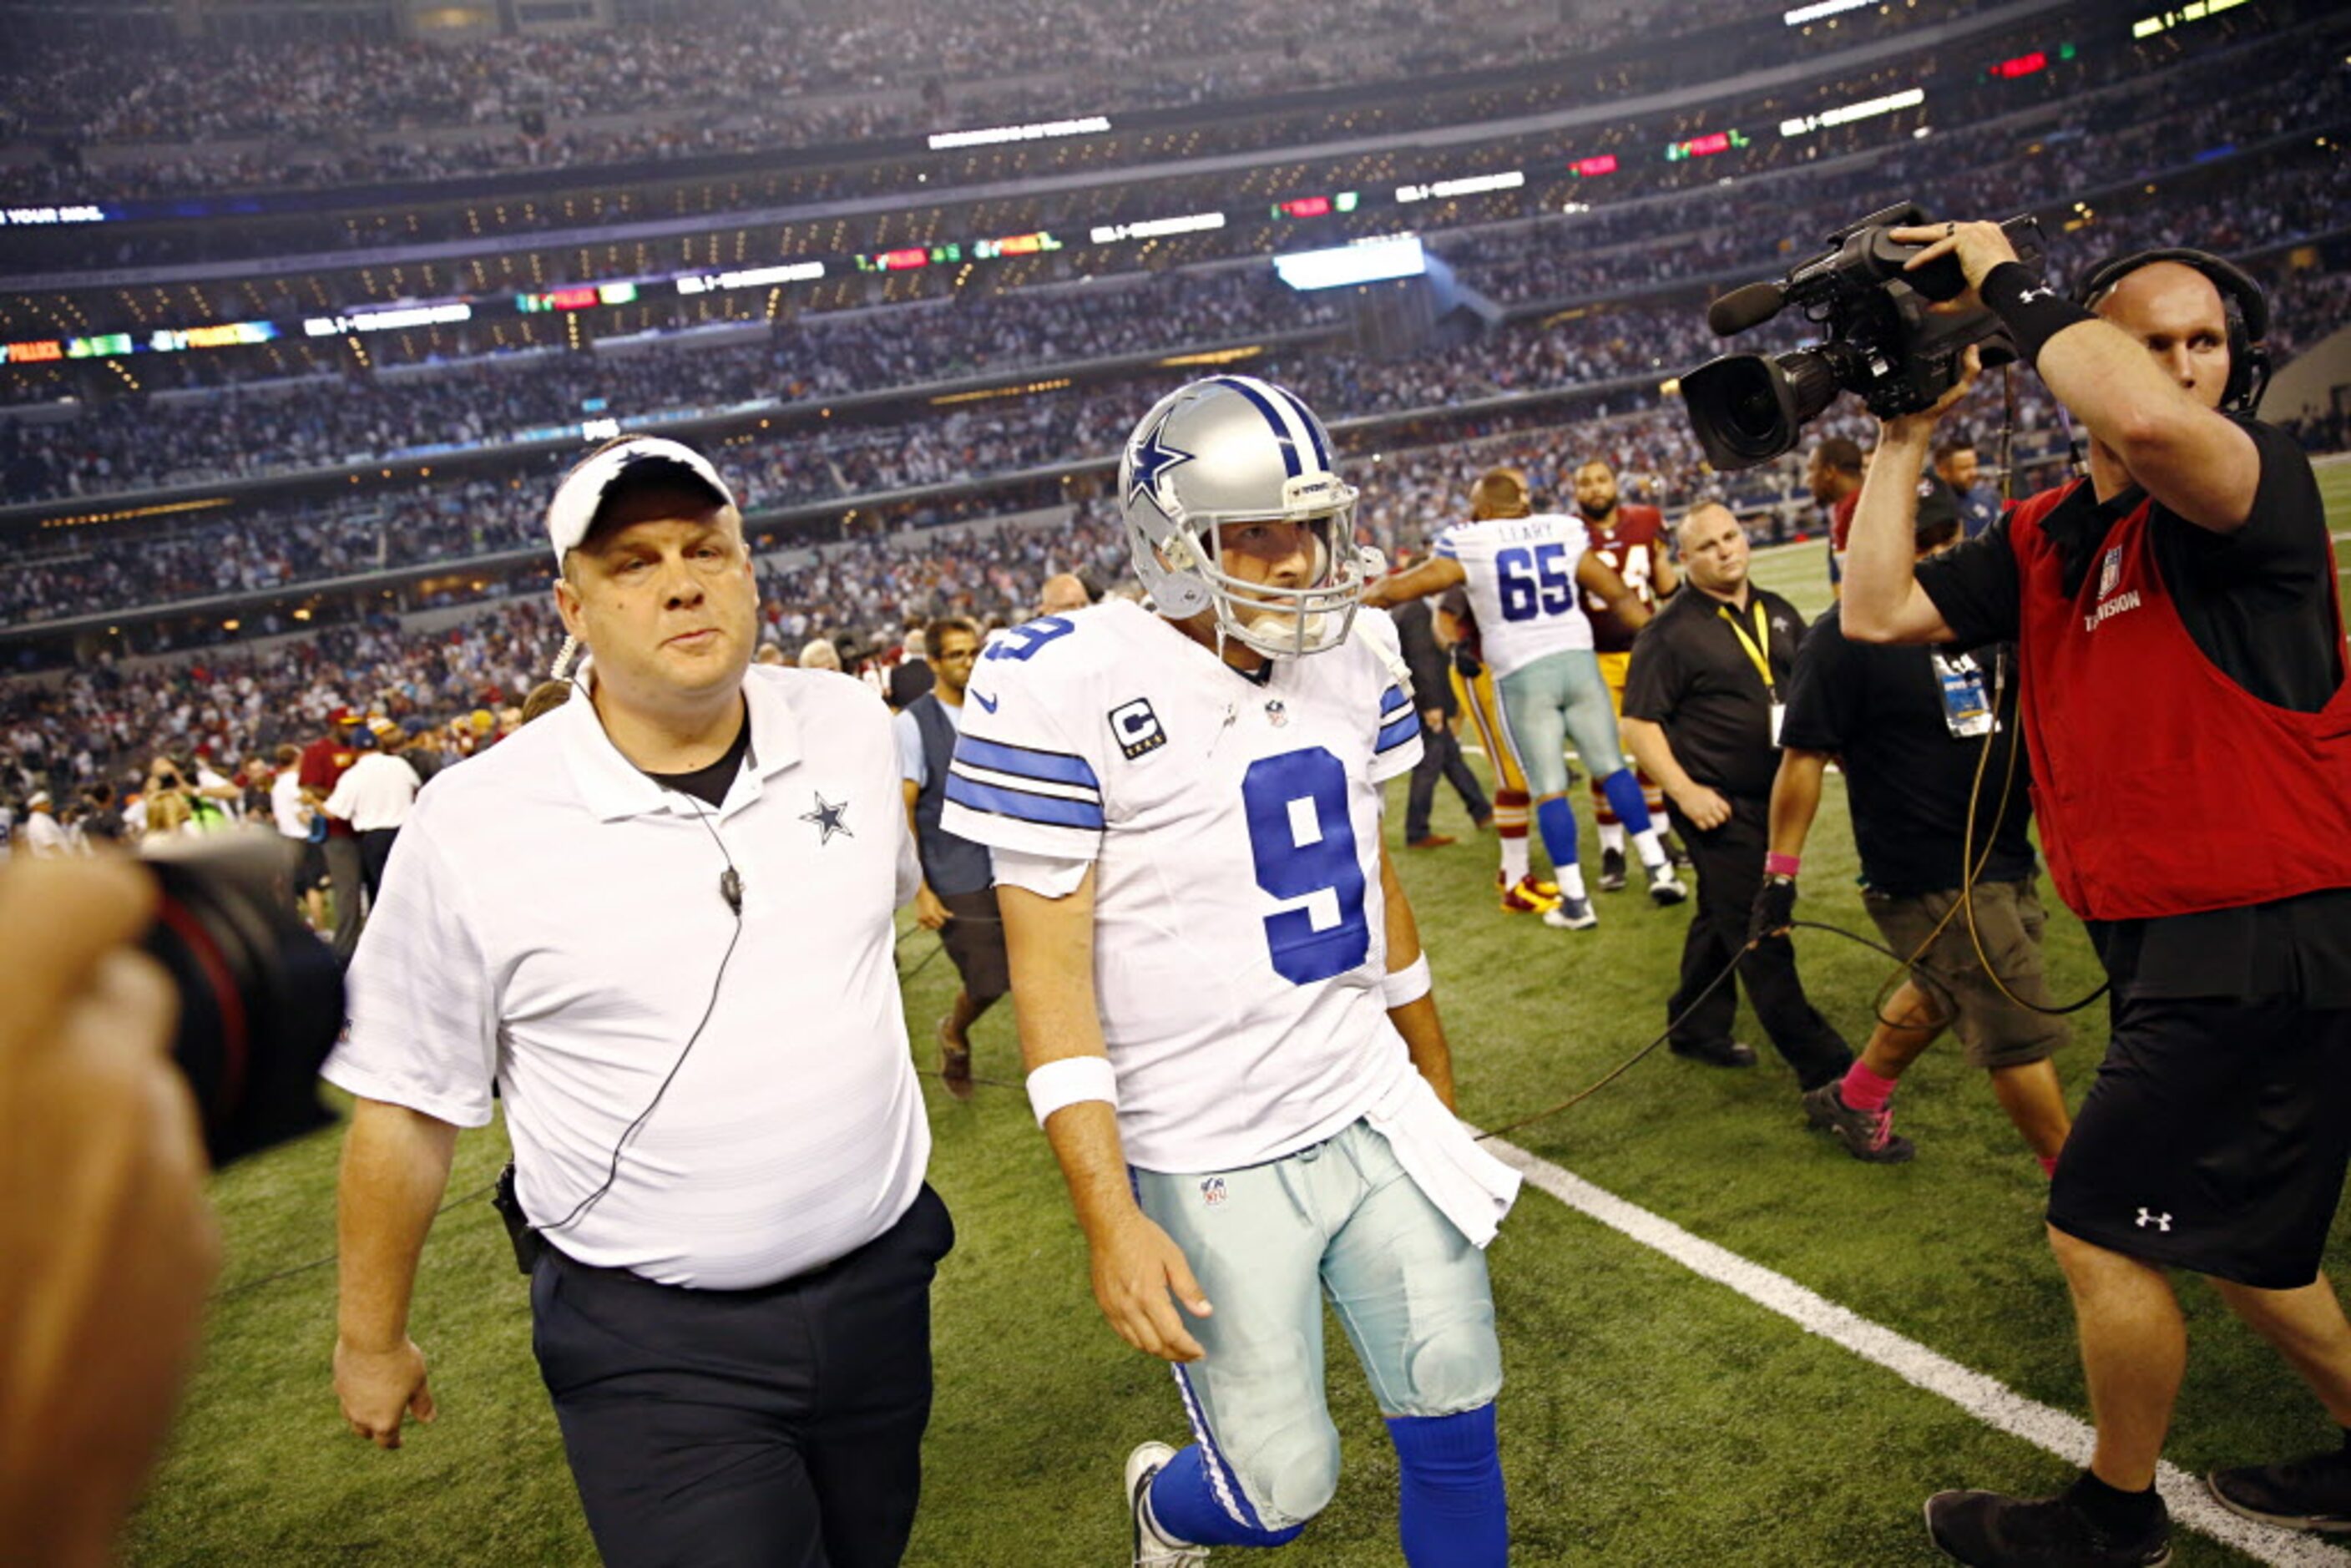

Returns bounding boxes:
[720,868,743,915]
[1708,281,1787,337]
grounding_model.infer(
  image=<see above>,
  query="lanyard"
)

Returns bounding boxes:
[1718,600,1775,695]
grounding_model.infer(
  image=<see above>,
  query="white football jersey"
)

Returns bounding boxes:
[1433,512,1595,677]
[941,599,1424,1174]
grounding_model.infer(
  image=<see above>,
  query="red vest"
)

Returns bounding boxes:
[2010,479,2351,920]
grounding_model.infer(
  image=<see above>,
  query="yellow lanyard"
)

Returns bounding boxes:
[1719,600,1775,695]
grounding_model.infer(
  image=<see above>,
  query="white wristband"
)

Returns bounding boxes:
[1383,952,1433,1009]
[1026,1055,1120,1128]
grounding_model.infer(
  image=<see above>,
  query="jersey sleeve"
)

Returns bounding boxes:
[1356,609,1424,784]
[940,630,1110,859]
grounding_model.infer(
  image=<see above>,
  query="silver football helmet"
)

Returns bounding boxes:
[1118,375,1370,659]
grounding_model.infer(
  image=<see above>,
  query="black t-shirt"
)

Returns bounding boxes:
[1779,604,2034,898]
[1914,418,2351,1003]
[641,701,751,809]
[1623,584,1806,801]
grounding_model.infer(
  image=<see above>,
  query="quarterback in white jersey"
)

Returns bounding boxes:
[1369,466,1687,926]
[945,377,1517,1568]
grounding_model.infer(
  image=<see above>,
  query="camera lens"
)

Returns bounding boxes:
[140,833,343,1167]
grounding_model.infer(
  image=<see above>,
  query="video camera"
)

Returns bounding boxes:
[1680,203,2045,471]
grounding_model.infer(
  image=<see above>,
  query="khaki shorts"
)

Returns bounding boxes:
[1863,876,2068,1070]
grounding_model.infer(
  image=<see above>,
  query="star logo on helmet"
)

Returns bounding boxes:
[1125,411,1195,518]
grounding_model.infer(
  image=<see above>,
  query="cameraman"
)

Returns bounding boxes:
[1846,225,2351,1566]
[0,856,216,1567]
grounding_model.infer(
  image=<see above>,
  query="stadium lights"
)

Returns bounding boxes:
[2133,0,2247,37]
[1090,212,1226,245]
[675,261,826,295]
[303,302,473,336]
[1395,170,1525,203]
[927,115,1110,151]
[1274,235,1427,292]
[1779,87,1925,137]
[1782,0,1873,23]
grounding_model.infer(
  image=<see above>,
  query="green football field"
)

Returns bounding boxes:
[126,458,2351,1566]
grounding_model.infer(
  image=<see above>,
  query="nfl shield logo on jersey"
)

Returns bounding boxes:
[1265,699,1288,727]
[1200,1177,1228,1208]
[2098,545,2123,600]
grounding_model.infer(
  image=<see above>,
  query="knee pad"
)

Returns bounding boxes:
[1230,1414,1342,1531]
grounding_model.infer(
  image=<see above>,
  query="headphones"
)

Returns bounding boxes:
[2070,247,2273,414]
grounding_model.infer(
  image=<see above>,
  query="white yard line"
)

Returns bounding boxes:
[1484,1136,2351,1568]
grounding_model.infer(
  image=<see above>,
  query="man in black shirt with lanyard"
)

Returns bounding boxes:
[1846,227,2351,1566]
[1623,503,1853,1095]
[1760,482,2072,1172]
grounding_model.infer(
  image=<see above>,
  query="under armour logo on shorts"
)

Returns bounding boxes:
[2136,1208,2172,1232]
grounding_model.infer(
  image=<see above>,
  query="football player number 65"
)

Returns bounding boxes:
[1241,748,1371,984]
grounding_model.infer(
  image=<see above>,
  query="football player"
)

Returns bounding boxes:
[1572,459,1686,891]
[1437,585,1562,916]
[1368,467,1686,929]
[943,377,1519,1568]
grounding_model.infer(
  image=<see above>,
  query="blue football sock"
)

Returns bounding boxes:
[1533,795,1580,869]
[1600,767,1656,837]
[1387,1405,1508,1567]
[1148,1445,1306,1550]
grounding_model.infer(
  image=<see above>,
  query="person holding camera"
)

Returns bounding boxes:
[326,437,948,1568]
[1845,225,2351,1566]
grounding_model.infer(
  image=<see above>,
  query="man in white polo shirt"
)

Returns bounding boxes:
[325,436,948,1568]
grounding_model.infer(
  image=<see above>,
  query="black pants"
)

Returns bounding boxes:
[358,827,399,903]
[323,831,365,964]
[531,1185,955,1568]
[1668,794,1852,1089]
[1405,720,1491,842]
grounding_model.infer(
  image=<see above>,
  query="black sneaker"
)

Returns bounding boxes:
[2208,1446,2351,1532]
[1925,1489,2171,1566]
[1803,1080,1915,1164]
[1597,847,1628,892]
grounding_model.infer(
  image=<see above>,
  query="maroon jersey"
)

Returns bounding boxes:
[1581,503,1666,653]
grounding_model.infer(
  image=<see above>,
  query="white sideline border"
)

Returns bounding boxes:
[1483,1136,2351,1568]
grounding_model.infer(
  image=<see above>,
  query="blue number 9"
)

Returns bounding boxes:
[1242,748,1371,985]
[983,615,1077,661]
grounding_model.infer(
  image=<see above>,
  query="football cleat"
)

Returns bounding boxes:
[1498,874,1561,914]
[1646,864,1689,906]
[1127,1442,1210,1567]
[1542,896,1599,931]
[1597,847,1628,893]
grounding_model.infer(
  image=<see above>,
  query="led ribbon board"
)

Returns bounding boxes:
[1274,235,1427,291]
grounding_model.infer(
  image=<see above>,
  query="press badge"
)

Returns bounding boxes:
[1769,701,1786,747]
[1932,651,1994,739]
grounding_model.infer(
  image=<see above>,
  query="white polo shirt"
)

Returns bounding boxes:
[324,665,929,1290]
[323,751,420,832]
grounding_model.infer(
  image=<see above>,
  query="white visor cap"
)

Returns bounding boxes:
[546,437,738,568]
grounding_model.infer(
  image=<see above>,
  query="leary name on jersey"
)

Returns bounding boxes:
[939,599,1424,1175]
[1581,503,1665,655]
[1433,512,1596,678]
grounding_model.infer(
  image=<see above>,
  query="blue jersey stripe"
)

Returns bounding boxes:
[1379,683,1411,716]
[946,773,1106,831]
[1376,711,1423,752]
[953,734,1100,791]
[1211,376,1302,478]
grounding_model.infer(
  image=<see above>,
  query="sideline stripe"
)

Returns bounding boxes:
[1484,1136,2351,1568]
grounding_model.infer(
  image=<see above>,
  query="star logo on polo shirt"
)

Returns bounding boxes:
[801,792,852,844]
